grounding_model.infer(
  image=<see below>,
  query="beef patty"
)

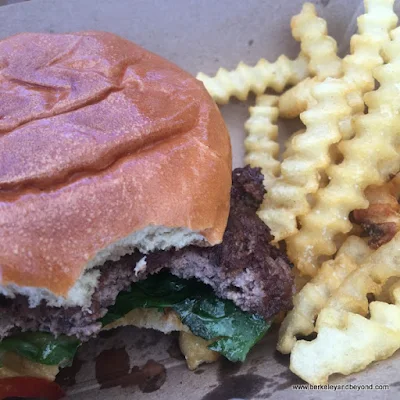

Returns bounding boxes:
[0,167,294,340]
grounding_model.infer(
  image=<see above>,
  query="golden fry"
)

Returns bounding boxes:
[196,52,309,105]
[279,78,364,134]
[277,236,371,354]
[279,2,342,116]
[290,232,400,384]
[278,2,342,119]
[244,95,280,188]
[280,0,396,123]
[282,129,305,160]
[258,78,352,242]
[344,0,398,94]
[291,3,342,79]
[259,0,396,245]
[288,25,400,276]
[291,300,400,385]
[278,78,316,119]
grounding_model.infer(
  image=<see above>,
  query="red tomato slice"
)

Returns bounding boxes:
[0,377,64,400]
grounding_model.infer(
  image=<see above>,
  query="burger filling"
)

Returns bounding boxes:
[0,167,294,370]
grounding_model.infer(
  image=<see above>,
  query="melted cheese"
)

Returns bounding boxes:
[0,351,59,380]
[179,331,219,370]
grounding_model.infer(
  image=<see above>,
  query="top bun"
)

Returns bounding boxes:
[0,31,232,305]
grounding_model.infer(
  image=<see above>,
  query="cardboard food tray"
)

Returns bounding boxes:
[1,0,400,399]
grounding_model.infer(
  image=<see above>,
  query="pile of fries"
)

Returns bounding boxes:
[197,0,400,385]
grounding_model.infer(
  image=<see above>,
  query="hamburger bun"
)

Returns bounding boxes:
[0,31,232,308]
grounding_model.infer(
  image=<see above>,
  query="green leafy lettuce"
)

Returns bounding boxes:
[102,272,270,362]
[0,332,80,367]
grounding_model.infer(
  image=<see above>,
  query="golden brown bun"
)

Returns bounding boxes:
[0,31,232,298]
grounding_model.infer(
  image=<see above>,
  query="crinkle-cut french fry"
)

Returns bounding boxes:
[197,2,342,106]
[284,129,332,209]
[280,0,396,120]
[287,26,400,277]
[344,0,398,94]
[290,232,400,385]
[335,0,398,138]
[277,236,371,354]
[196,52,309,105]
[336,0,396,137]
[279,78,364,136]
[257,78,352,242]
[337,91,363,141]
[244,95,280,189]
[259,1,396,245]
[322,230,400,316]
[278,2,342,119]
[282,129,305,160]
[291,3,342,79]
[279,78,316,119]
[291,301,400,385]
[326,230,400,316]
[353,173,400,249]
[279,78,364,139]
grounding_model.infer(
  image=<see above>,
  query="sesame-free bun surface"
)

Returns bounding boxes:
[0,31,232,302]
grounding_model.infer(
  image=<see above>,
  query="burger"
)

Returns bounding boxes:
[0,31,294,392]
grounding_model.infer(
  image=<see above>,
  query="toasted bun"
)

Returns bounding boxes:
[0,31,232,303]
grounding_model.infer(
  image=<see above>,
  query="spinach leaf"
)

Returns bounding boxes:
[103,272,270,362]
[174,296,269,362]
[101,272,201,325]
[0,332,80,367]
